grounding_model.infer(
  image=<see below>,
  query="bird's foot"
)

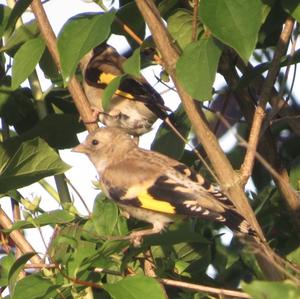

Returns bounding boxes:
[129,223,165,247]
[81,106,102,124]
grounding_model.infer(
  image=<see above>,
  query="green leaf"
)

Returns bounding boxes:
[36,209,75,224]
[5,0,33,36]
[0,83,38,132]
[158,0,181,18]
[168,9,203,50]
[102,75,124,111]
[97,239,129,258]
[103,275,167,299]
[176,37,221,100]
[39,48,61,82]
[12,273,58,299]
[142,221,209,247]
[0,137,70,193]
[11,36,45,89]
[57,11,115,83]
[3,210,76,232]
[67,240,97,276]
[0,252,15,287]
[9,252,37,295]
[281,0,300,22]
[257,1,285,48]
[290,155,300,191]
[3,114,84,150]
[123,48,141,77]
[199,0,263,62]
[287,246,300,265]
[89,194,128,237]
[48,225,80,264]
[242,280,300,299]
[0,5,12,37]
[2,20,39,53]
[152,104,191,160]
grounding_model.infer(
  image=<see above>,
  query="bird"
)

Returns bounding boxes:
[72,127,257,245]
[79,43,171,136]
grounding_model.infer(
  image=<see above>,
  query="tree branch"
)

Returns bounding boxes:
[135,0,285,281]
[160,278,251,299]
[219,50,300,228]
[30,0,98,133]
[236,59,300,137]
[134,0,263,239]
[0,207,42,264]
[240,17,295,183]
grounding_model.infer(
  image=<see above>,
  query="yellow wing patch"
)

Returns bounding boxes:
[115,89,135,100]
[98,73,135,100]
[98,72,117,85]
[138,191,176,214]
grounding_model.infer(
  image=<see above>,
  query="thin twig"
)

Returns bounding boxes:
[240,17,294,183]
[221,50,300,228]
[143,249,156,277]
[217,113,298,200]
[191,0,199,42]
[115,18,143,45]
[24,263,57,269]
[212,90,231,135]
[261,23,299,136]
[64,177,91,215]
[56,263,103,289]
[160,278,251,299]
[11,201,23,259]
[2,118,24,261]
[164,117,220,184]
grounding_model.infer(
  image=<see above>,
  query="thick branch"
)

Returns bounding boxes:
[241,17,294,182]
[30,0,98,133]
[135,0,285,281]
[0,208,42,264]
[135,0,263,238]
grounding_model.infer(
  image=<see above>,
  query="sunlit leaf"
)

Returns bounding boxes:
[176,37,221,100]
[0,137,70,193]
[103,275,167,299]
[199,0,264,62]
[11,36,45,89]
[57,11,115,83]
[123,48,140,77]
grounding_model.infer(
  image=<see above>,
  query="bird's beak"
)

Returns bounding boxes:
[72,143,88,154]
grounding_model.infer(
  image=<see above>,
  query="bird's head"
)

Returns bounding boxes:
[72,127,136,173]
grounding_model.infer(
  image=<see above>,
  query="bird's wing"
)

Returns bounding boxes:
[83,46,170,119]
[118,77,170,118]
[100,154,250,234]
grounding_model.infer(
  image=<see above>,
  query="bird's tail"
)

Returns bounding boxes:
[221,208,262,242]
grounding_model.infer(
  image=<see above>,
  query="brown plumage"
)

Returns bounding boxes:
[73,127,257,243]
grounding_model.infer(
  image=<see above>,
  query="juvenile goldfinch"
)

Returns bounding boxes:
[79,43,170,136]
[73,127,257,244]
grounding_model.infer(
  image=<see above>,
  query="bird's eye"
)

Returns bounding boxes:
[91,139,99,145]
